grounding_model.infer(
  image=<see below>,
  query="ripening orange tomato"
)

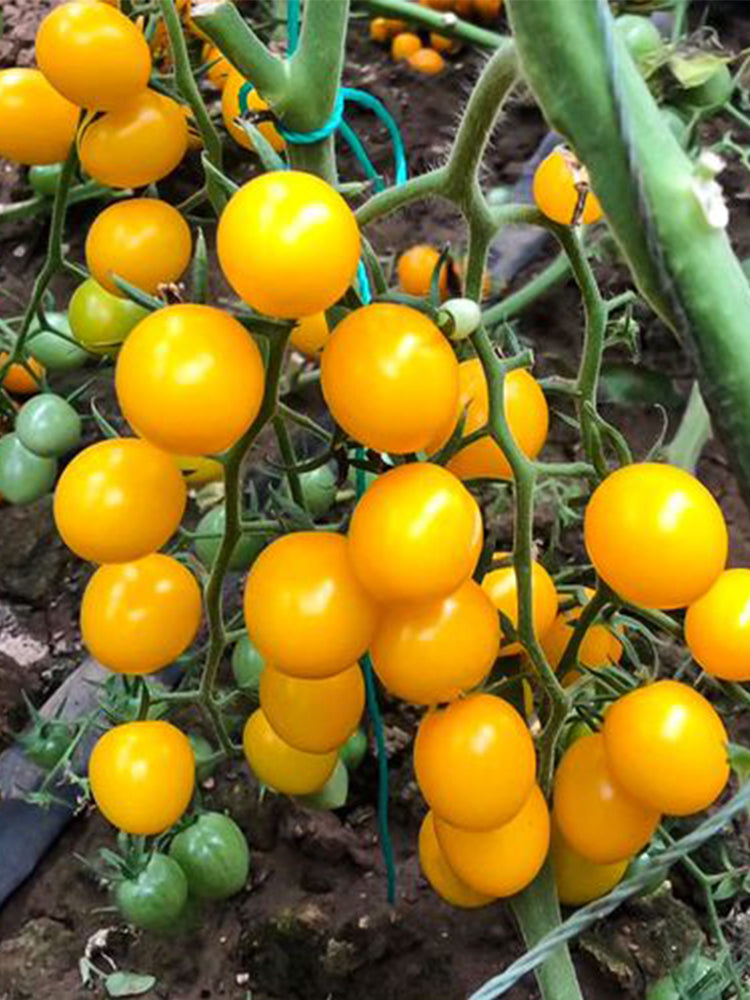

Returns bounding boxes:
[414,693,536,830]
[202,43,231,89]
[397,244,449,299]
[533,146,602,226]
[391,32,422,61]
[348,463,483,604]
[36,1,152,111]
[435,785,549,897]
[321,303,459,454]
[481,555,558,657]
[429,33,462,53]
[474,0,503,19]
[221,70,286,152]
[408,48,446,75]
[85,198,192,298]
[217,171,360,319]
[81,554,202,675]
[427,360,549,479]
[0,69,78,166]
[370,17,408,42]
[553,734,660,864]
[550,822,628,907]
[244,532,379,679]
[53,438,187,563]
[260,663,365,753]
[78,89,189,189]
[172,453,224,486]
[370,579,500,705]
[0,354,44,395]
[115,304,266,456]
[418,811,495,908]
[89,720,195,834]
[685,569,750,681]
[603,679,730,816]
[542,588,622,675]
[290,313,329,357]
[584,463,728,610]
[243,709,337,794]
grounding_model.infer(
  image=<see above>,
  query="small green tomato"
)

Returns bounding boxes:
[16,393,82,458]
[0,434,57,504]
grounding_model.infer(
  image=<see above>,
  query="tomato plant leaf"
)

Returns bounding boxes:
[599,364,681,408]
[104,972,157,998]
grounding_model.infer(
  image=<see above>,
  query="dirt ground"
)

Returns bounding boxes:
[1,2,750,999]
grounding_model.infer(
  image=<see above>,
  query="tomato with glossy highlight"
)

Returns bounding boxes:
[242,709,337,795]
[15,393,82,457]
[0,354,44,394]
[68,278,149,355]
[584,463,727,609]
[53,438,187,563]
[217,171,361,318]
[414,693,536,830]
[397,244,449,299]
[89,720,195,834]
[481,555,558,657]
[115,853,188,932]
[533,146,602,226]
[348,463,483,604]
[0,434,57,504]
[169,812,250,900]
[244,531,378,678]
[290,313,330,357]
[0,69,78,165]
[685,569,750,681]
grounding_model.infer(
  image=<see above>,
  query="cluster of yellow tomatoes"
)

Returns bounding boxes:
[370,0,504,76]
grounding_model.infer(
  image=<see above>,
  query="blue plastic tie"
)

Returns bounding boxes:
[287,0,300,55]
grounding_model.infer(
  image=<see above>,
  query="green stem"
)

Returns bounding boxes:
[362,0,506,50]
[0,180,122,225]
[272,413,307,509]
[483,252,571,326]
[511,863,584,1000]
[158,0,227,214]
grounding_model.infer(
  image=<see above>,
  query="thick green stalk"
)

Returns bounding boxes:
[506,0,750,507]
[510,863,584,1000]
[362,0,505,49]
[482,252,571,326]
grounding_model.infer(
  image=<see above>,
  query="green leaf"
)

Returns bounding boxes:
[599,363,681,408]
[668,53,727,89]
[104,972,157,998]
[712,874,740,901]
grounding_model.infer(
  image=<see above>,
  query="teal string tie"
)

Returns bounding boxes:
[287,0,300,55]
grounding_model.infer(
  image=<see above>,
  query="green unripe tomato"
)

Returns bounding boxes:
[286,464,337,517]
[21,720,75,769]
[188,733,217,783]
[0,434,57,504]
[27,314,91,373]
[296,760,349,810]
[68,278,148,356]
[169,812,250,900]
[678,62,733,111]
[194,505,271,571]
[339,728,368,771]
[437,298,482,341]
[115,853,188,932]
[16,393,82,458]
[231,636,264,694]
[615,15,663,66]
[28,163,65,197]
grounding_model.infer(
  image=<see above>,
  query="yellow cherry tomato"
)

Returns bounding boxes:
[202,43,231,89]
[53,438,186,563]
[685,569,750,681]
[0,354,44,395]
[603,679,730,816]
[584,463,728,610]
[221,70,286,152]
[78,89,188,189]
[542,587,622,675]
[217,171,361,319]
[290,313,329,357]
[551,822,628,907]
[115,304,265,456]
[430,33,462,53]
[553,734,660,864]
[370,17,408,42]
[370,579,500,705]
[408,48,446,75]
[391,32,422,61]
[81,554,201,675]
[481,556,558,657]
[414,693,536,830]
[419,812,495,908]
[36,1,151,111]
[348,463,483,604]
[260,663,365,753]
[428,360,549,479]
[397,244,449,299]
[321,303,459,454]
[244,531,379,679]
[435,785,550,897]
[173,453,225,486]
[89,720,195,834]
[85,198,192,298]
[533,146,602,226]
[0,69,78,165]
[242,709,337,794]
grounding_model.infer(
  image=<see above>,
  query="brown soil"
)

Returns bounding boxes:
[1,3,750,999]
